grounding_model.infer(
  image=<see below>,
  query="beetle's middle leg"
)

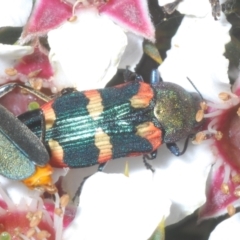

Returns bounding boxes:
[143,150,157,172]
[166,136,190,156]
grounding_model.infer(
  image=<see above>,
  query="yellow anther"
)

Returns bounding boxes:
[60,194,70,208]
[227,204,236,217]
[192,132,206,144]
[26,228,36,238]
[68,15,77,22]
[234,188,240,197]
[219,92,231,101]
[221,183,229,194]
[43,184,58,194]
[29,78,43,90]
[29,211,43,228]
[200,101,208,110]
[54,208,63,216]
[237,107,240,117]
[196,109,204,122]
[232,174,240,183]
[215,131,223,140]
[5,68,18,76]
[36,230,51,240]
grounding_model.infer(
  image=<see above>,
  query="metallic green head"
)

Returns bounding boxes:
[153,82,203,143]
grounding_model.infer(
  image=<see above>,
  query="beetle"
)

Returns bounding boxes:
[0,70,204,171]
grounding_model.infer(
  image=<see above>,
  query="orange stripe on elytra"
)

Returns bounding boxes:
[48,139,67,167]
[136,122,162,151]
[94,128,113,163]
[84,90,103,120]
[41,100,56,130]
[130,82,153,108]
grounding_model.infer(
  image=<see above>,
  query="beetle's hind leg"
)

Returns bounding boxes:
[72,175,90,204]
[143,150,157,172]
[72,163,108,204]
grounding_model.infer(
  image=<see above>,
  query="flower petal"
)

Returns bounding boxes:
[158,0,211,17]
[118,33,144,71]
[0,0,33,27]
[159,12,231,102]
[15,48,54,81]
[99,0,155,41]
[63,172,171,240]
[48,8,127,91]
[21,0,72,43]
[208,213,240,240]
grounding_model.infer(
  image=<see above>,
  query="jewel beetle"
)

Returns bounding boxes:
[0,70,204,170]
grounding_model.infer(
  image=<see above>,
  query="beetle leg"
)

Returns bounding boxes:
[123,67,143,82]
[143,150,157,172]
[166,137,190,156]
[0,83,51,102]
[73,162,108,203]
[72,175,90,204]
[98,162,108,172]
[60,87,76,96]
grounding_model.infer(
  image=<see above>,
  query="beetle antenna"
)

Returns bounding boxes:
[187,77,204,100]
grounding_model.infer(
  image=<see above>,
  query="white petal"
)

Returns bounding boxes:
[159,12,231,102]
[63,172,171,240]
[176,0,210,16]
[48,8,127,91]
[0,0,33,27]
[158,0,216,17]
[118,32,144,71]
[119,141,212,225]
[0,44,33,83]
[62,140,211,226]
[208,213,240,240]
[0,176,41,205]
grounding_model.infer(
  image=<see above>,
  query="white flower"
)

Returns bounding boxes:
[63,171,171,240]
[0,0,33,27]
[158,0,231,102]
[48,8,127,91]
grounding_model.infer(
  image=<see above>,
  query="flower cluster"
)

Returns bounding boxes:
[0,0,239,239]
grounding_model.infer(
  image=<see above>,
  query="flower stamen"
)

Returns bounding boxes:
[227,204,236,216]
[5,68,18,76]
[214,131,223,140]
[221,183,229,194]
[218,92,231,101]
